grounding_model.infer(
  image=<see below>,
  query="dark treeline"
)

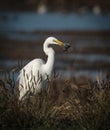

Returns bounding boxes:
[0,0,110,12]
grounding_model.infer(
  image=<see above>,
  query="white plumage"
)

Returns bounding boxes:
[16,37,70,100]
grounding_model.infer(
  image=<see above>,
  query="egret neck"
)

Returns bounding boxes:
[43,41,55,78]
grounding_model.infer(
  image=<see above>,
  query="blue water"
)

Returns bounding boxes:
[0,12,110,32]
[0,12,110,79]
[0,59,105,80]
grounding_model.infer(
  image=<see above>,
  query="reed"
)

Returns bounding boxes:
[0,69,110,130]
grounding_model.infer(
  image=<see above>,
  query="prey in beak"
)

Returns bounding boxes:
[63,43,71,51]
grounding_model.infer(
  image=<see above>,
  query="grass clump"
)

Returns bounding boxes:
[0,71,110,130]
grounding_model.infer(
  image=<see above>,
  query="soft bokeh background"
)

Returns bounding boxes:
[0,0,110,79]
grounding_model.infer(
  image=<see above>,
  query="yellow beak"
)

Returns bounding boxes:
[56,40,64,46]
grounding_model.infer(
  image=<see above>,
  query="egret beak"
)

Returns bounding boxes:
[55,40,71,51]
[55,40,64,46]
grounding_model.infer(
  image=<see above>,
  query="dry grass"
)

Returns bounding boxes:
[0,70,110,130]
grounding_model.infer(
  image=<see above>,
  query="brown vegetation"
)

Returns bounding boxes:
[0,70,110,130]
[0,0,110,12]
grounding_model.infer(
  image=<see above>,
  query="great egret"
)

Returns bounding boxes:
[16,37,70,100]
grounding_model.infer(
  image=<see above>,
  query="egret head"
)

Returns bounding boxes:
[45,37,70,51]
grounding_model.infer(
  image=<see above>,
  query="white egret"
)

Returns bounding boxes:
[16,37,70,100]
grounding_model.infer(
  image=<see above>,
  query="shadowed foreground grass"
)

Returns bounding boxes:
[0,72,110,130]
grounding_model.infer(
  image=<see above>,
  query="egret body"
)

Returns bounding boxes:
[16,37,70,100]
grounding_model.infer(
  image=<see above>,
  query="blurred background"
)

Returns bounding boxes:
[0,0,110,79]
